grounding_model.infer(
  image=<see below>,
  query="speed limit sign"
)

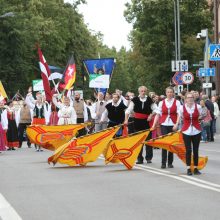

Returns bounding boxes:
[182,72,194,84]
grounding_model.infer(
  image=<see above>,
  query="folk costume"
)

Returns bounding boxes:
[0,104,7,151]
[17,104,33,148]
[101,99,127,136]
[73,99,88,136]
[126,96,156,163]
[155,98,181,168]
[102,100,127,127]
[93,100,107,132]
[180,103,202,175]
[3,105,19,150]
[26,93,50,151]
[52,96,77,125]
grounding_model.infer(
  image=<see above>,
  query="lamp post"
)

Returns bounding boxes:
[174,0,181,62]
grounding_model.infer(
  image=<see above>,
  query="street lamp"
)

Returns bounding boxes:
[0,12,15,18]
[196,29,210,95]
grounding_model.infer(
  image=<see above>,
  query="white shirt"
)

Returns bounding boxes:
[125,96,157,115]
[57,105,77,125]
[179,104,202,135]
[155,98,181,126]
[26,94,51,124]
[101,100,125,122]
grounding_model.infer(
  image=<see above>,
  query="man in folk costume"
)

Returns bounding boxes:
[124,86,156,164]
[17,101,33,148]
[100,93,127,136]
[179,92,202,175]
[72,92,88,136]
[93,92,108,132]
[152,87,181,169]
[2,101,19,150]
[52,94,77,125]
[25,92,51,151]
[0,100,7,152]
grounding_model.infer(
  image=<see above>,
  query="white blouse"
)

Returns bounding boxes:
[179,104,202,136]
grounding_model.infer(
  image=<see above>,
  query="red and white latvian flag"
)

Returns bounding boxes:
[38,46,52,102]
[59,55,76,91]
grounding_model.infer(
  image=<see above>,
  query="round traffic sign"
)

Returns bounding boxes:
[182,72,194,84]
[172,71,184,85]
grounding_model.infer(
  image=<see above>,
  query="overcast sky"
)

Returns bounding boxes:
[65,0,132,50]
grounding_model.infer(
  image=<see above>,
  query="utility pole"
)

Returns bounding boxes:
[214,0,220,95]
[177,0,181,61]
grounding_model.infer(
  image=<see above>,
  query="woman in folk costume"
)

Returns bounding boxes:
[48,103,59,125]
[52,94,77,125]
[2,101,19,150]
[179,92,202,176]
[0,100,7,152]
[152,87,181,169]
[25,92,51,151]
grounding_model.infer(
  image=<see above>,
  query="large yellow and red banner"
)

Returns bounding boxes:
[145,131,208,170]
[26,124,87,151]
[48,126,120,166]
[105,130,150,169]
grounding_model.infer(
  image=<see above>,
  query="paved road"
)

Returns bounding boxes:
[0,134,220,220]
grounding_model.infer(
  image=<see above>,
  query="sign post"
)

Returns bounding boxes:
[182,72,194,91]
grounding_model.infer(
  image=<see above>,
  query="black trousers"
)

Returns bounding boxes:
[207,119,214,141]
[134,118,153,162]
[182,133,201,166]
[77,118,86,137]
[18,123,31,147]
[160,125,174,165]
[128,117,135,134]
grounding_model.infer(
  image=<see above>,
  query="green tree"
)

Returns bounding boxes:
[124,0,213,94]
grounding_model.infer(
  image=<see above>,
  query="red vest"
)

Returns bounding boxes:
[182,104,201,131]
[160,99,177,124]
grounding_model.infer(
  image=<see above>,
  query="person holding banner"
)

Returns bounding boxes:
[100,93,127,134]
[124,86,156,164]
[179,92,202,175]
[25,91,51,151]
[151,87,181,169]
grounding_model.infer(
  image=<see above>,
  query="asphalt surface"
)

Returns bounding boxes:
[0,132,220,220]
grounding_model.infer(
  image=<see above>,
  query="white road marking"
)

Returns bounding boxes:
[179,175,220,188]
[0,193,22,220]
[135,166,220,193]
[200,149,220,153]
[99,156,220,193]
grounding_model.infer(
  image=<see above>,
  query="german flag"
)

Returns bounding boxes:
[59,55,76,90]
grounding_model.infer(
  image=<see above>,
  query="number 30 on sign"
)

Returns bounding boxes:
[182,72,194,84]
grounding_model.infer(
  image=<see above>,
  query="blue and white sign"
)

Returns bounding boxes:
[198,68,215,77]
[209,44,220,61]
[171,60,188,72]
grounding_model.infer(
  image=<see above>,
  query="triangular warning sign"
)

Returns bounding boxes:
[211,48,220,58]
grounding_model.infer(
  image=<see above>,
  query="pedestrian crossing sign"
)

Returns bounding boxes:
[209,44,220,61]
